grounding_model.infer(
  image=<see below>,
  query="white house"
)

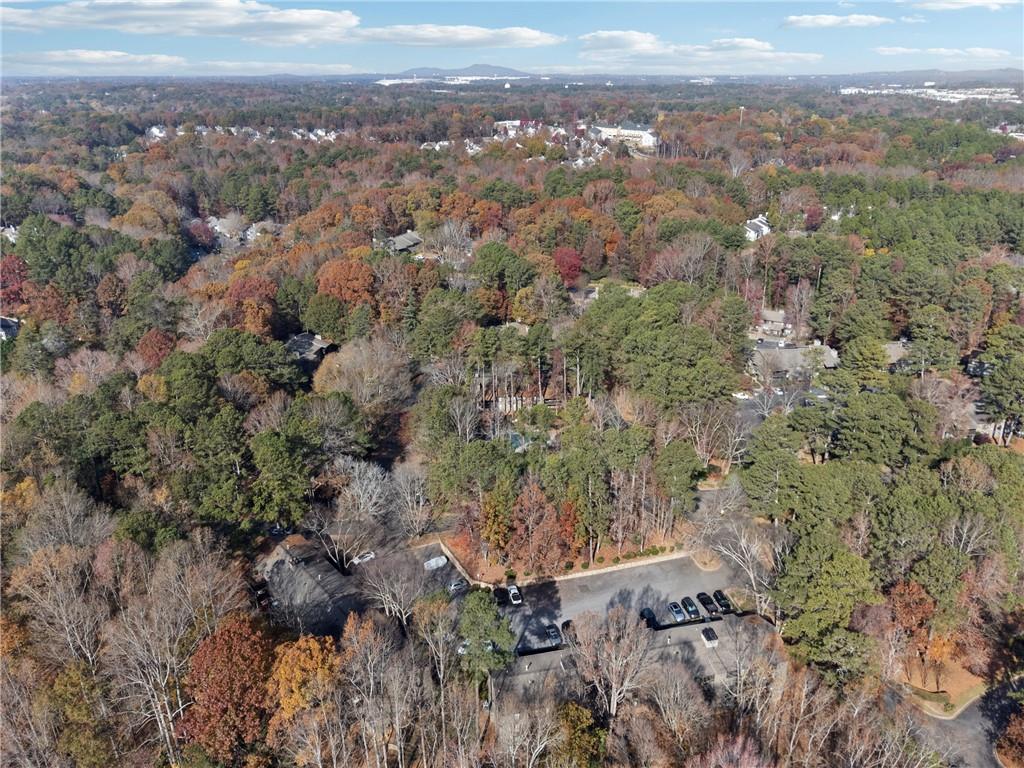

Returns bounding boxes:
[745,214,771,241]
[590,122,659,150]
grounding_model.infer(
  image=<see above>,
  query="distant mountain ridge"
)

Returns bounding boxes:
[392,64,532,79]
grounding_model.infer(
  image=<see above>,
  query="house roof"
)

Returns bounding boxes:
[745,215,771,236]
[884,341,908,364]
[752,343,839,375]
[388,229,423,252]
[286,332,331,361]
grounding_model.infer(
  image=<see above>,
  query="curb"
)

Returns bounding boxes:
[912,674,1023,722]
[433,542,716,589]
[531,548,701,585]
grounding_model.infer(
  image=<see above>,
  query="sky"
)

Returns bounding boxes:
[1,0,1022,78]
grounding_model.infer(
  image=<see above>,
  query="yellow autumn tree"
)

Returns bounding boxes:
[265,635,341,744]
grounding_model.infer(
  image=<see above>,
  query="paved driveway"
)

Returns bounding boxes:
[499,555,738,651]
[913,681,1021,768]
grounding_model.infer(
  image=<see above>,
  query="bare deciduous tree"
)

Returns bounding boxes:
[645,234,719,286]
[428,353,469,388]
[393,464,435,539]
[785,278,813,341]
[335,457,392,521]
[243,389,293,435]
[427,219,472,269]
[0,658,63,768]
[447,395,480,443]
[315,335,413,418]
[102,533,244,764]
[20,475,112,554]
[909,373,977,439]
[567,604,654,718]
[649,663,713,757]
[304,501,371,569]
[178,298,227,342]
[359,560,423,627]
[413,596,460,752]
[677,401,747,471]
[728,149,751,178]
[8,546,108,670]
[54,348,117,395]
[695,512,785,620]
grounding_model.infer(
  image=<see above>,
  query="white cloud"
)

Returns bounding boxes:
[3,48,359,75]
[899,14,928,22]
[962,46,1013,56]
[202,60,355,74]
[911,0,1019,9]
[2,0,360,45]
[6,48,187,70]
[874,46,921,55]
[0,0,562,48]
[784,14,893,27]
[355,24,563,48]
[873,45,1011,57]
[579,30,665,54]
[578,31,822,73]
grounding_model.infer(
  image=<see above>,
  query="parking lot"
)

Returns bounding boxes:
[257,535,467,634]
[500,611,772,704]
[496,554,739,653]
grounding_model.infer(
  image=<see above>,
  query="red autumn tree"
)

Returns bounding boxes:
[805,205,824,232]
[135,328,176,369]
[0,254,28,307]
[23,282,66,324]
[552,246,582,286]
[508,482,566,575]
[888,580,936,683]
[225,275,278,306]
[999,712,1024,765]
[317,258,374,307]
[187,219,217,250]
[178,612,273,763]
[558,500,579,559]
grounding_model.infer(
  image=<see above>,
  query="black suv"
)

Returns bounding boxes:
[713,590,733,614]
[697,592,719,615]
[681,596,701,620]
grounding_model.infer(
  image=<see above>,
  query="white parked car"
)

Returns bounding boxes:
[424,555,448,571]
[351,551,376,566]
[731,391,751,400]
[507,584,523,606]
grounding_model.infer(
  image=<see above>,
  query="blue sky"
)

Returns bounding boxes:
[2,1,1022,77]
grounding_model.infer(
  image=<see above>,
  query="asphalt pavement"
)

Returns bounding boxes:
[913,681,1021,768]
[497,555,738,651]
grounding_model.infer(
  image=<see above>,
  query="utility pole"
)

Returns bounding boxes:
[739,106,745,126]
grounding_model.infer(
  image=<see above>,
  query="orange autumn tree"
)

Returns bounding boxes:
[178,612,273,763]
[316,258,374,308]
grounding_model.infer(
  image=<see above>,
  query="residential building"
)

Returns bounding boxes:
[589,122,659,150]
[285,332,332,372]
[0,316,20,341]
[757,308,790,338]
[384,229,423,255]
[752,340,839,379]
[745,214,771,241]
